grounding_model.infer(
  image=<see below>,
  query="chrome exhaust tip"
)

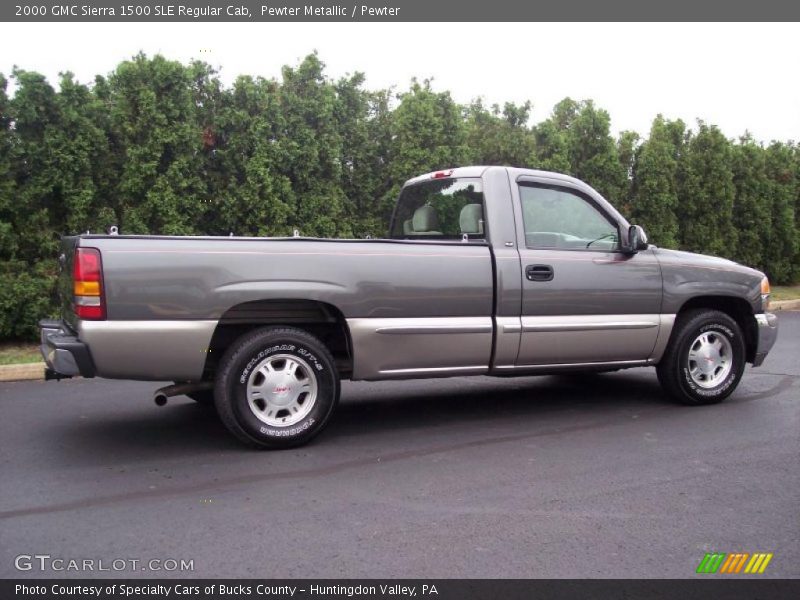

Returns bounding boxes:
[152,381,213,407]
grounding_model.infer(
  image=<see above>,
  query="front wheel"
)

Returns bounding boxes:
[214,327,340,448]
[656,309,745,405]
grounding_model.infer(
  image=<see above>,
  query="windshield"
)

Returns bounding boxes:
[390,178,486,240]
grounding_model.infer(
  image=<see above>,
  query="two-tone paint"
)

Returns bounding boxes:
[43,166,777,383]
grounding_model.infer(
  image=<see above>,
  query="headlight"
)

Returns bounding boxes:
[761,276,771,310]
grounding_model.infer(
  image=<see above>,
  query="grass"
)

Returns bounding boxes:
[0,342,42,365]
[771,285,800,302]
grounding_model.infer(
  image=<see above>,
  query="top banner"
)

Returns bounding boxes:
[4,0,800,22]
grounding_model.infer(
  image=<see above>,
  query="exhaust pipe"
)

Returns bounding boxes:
[153,381,214,406]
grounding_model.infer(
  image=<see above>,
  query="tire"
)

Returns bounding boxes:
[656,309,745,406]
[214,327,340,449]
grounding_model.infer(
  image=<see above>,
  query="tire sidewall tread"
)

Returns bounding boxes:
[657,309,745,406]
[214,327,340,449]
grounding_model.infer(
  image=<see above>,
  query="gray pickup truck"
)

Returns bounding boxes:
[40,166,778,448]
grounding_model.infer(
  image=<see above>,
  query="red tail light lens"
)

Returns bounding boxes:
[73,247,106,320]
[74,247,101,282]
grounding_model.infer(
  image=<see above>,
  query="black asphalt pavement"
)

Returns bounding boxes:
[1,313,798,579]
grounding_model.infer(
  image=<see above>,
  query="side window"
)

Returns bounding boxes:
[519,184,619,251]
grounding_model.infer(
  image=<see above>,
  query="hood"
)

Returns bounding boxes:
[652,247,764,279]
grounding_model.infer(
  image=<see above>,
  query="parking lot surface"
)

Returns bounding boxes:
[1,313,798,578]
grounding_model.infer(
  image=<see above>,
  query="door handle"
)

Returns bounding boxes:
[526,264,554,282]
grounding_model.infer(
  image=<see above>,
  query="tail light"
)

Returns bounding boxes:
[73,247,106,320]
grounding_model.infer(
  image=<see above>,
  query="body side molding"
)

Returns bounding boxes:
[347,316,493,380]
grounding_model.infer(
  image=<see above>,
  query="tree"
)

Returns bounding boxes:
[7,68,63,262]
[103,53,206,235]
[565,100,627,204]
[464,99,535,167]
[532,118,571,173]
[615,130,640,215]
[677,122,737,257]
[276,53,350,237]
[200,73,294,237]
[0,74,15,260]
[386,79,468,215]
[3,53,800,341]
[334,74,393,237]
[534,98,627,204]
[1,69,64,338]
[629,116,685,248]
[762,142,798,283]
[730,134,771,271]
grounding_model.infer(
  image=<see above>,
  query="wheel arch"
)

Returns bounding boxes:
[202,299,353,379]
[676,295,758,363]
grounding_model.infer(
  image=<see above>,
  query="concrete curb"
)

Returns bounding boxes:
[0,362,45,382]
[772,299,800,311]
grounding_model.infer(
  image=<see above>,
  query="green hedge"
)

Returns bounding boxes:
[1,54,798,341]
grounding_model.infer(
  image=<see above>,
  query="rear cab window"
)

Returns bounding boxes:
[390,178,486,241]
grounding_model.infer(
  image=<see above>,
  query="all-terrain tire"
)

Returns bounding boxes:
[656,309,745,406]
[214,327,340,449]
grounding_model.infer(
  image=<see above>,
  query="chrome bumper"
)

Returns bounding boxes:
[752,312,778,367]
[39,319,96,378]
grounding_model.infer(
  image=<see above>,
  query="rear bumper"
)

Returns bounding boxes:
[39,319,96,378]
[752,312,778,367]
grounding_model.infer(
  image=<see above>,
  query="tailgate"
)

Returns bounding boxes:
[58,236,80,330]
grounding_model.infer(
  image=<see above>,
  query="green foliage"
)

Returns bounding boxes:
[0,261,57,339]
[762,142,798,283]
[0,54,799,342]
[731,134,771,271]
[385,79,468,219]
[103,53,207,235]
[630,116,684,248]
[615,130,640,215]
[0,74,15,259]
[564,100,628,204]
[678,122,738,258]
[464,99,535,167]
[534,98,627,203]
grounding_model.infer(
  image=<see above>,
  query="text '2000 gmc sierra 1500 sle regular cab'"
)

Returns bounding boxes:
[39,166,779,448]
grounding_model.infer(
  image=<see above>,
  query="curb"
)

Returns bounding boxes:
[772,299,800,311]
[0,362,45,382]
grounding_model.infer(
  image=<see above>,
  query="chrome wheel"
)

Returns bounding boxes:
[246,354,318,427]
[687,331,733,389]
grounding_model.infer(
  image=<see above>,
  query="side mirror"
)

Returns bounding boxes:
[626,225,649,253]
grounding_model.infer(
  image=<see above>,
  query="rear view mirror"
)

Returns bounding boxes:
[627,225,649,253]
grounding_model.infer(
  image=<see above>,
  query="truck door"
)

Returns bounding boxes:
[511,178,663,367]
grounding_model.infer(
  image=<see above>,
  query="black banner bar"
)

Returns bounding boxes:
[4,580,800,600]
[3,0,800,22]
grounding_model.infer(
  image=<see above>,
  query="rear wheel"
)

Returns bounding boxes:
[656,309,745,405]
[214,327,340,449]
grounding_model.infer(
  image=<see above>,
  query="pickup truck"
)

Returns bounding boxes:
[39,166,779,448]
